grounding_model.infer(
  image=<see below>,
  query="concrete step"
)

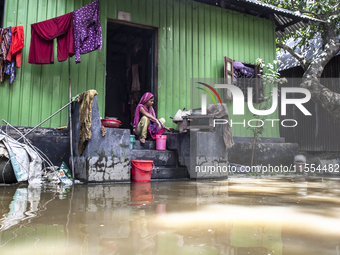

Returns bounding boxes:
[130,149,177,166]
[151,166,188,179]
[132,140,156,150]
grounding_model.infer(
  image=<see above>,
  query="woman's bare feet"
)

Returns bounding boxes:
[140,138,146,144]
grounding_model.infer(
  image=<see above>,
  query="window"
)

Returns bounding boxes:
[224,56,263,103]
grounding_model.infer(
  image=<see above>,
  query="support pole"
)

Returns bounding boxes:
[16,97,78,141]
[68,59,75,182]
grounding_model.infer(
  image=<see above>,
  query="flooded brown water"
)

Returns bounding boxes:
[0,177,340,255]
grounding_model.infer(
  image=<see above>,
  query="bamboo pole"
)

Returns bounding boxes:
[68,59,75,182]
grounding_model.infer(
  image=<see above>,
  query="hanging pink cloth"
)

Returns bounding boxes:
[28,13,74,64]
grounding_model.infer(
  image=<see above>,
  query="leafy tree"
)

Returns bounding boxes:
[261,0,340,122]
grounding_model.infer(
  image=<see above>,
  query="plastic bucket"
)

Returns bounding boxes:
[130,135,135,150]
[156,135,167,151]
[131,160,154,182]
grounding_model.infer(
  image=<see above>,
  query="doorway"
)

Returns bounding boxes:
[105,20,158,131]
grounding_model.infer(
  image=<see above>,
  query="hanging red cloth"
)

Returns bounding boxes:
[28,13,74,64]
[6,26,24,68]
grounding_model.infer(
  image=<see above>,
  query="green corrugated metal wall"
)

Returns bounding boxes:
[0,0,278,137]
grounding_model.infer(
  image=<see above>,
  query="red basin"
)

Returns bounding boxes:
[101,119,121,128]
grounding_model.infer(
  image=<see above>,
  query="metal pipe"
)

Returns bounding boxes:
[16,94,79,141]
[68,58,75,182]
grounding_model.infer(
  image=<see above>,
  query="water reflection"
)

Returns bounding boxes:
[0,178,339,254]
[0,187,41,231]
[131,182,154,206]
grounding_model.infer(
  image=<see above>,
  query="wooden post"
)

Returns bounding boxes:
[68,59,75,182]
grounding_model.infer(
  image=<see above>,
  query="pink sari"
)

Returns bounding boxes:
[133,92,165,139]
[133,92,155,130]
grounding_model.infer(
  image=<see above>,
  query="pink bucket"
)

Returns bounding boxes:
[156,135,167,150]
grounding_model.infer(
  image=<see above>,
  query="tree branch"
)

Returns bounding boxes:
[276,43,308,70]
[303,22,340,78]
[305,40,340,78]
[298,9,322,19]
[300,78,340,124]
[288,0,324,20]
[288,3,322,19]
[329,3,340,16]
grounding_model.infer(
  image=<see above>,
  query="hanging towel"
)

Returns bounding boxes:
[28,13,74,64]
[207,103,234,150]
[131,64,141,92]
[6,26,24,68]
[73,0,102,64]
[76,90,98,155]
[0,27,11,82]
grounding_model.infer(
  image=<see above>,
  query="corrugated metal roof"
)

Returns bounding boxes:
[195,0,323,37]
[238,0,323,37]
[241,0,318,20]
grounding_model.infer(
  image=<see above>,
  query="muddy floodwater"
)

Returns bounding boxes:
[0,177,340,255]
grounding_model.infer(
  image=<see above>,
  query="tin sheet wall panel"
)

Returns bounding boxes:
[279,57,340,151]
[1,0,277,138]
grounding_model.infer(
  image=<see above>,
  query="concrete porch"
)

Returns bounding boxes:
[70,95,231,182]
[69,95,300,183]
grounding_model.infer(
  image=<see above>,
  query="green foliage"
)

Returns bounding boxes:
[261,0,340,51]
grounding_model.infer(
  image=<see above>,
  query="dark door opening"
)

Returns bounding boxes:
[105,20,157,131]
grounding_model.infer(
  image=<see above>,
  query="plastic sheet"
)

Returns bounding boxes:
[0,133,42,183]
